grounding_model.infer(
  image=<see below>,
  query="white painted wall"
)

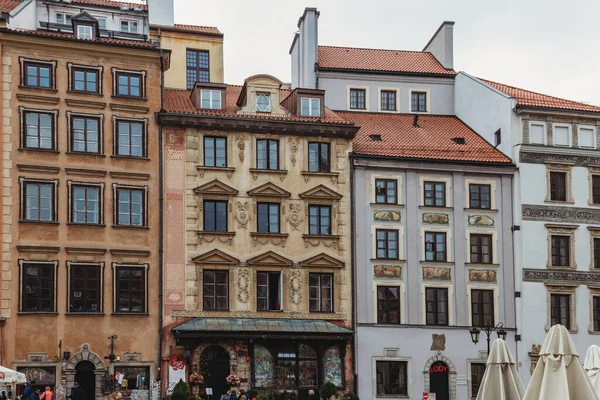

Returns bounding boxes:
[148,0,174,27]
[8,0,36,30]
[423,21,454,70]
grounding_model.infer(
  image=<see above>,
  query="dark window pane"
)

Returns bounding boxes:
[256,139,279,170]
[426,288,448,326]
[203,200,227,232]
[376,229,399,259]
[425,232,447,262]
[550,294,571,329]
[471,289,494,327]
[471,363,486,399]
[256,271,281,311]
[377,286,400,324]
[550,172,567,201]
[203,270,228,310]
[376,361,407,395]
[309,273,333,312]
[308,205,332,235]
[469,184,491,209]
[470,234,493,264]
[22,263,55,312]
[186,50,210,89]
[69,264,101,313]
[551,235,570,266]
[350,89,366,109]
[116,267,146,313]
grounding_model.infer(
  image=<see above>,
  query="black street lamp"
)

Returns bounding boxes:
[469,323,507,354]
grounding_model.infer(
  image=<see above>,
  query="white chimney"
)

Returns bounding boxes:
[423,21,455,70]
[148,0,174,27]
[290,7,319,89]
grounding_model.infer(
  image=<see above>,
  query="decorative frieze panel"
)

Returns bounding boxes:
[520,151,600,166]
[374,265,402,279]
[468,215,494,227]
[373,210,401,222]
[522,204,600,224]
[289,270,302,304]
[171,309,347,320]
[469,269,497,282]
[422,213,449,225]
[523,268,600,285]
[422,267,451,281]
[235,201,250,229]
[287,203,303,231]
[237,269,250,303]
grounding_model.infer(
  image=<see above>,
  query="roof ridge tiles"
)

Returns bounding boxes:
[318,44,431,54]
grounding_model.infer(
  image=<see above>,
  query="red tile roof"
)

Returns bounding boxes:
[164,86,351,125]
[317,45,456,76]
[3,28,156,48]
[338,112,511,163]
[0,0,20,13]
[71,0,147,10]
[171,24,222,36]
[481,78,600,114]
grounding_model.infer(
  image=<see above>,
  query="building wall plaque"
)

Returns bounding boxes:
[522,204,600,224]
[468,215,494,227]
[422,267,451,281]
[374,265,402,279]
[373,210,401,222]
[422,213,449,225]
[523,268,600,285]
[469,269,497,282]
[520,151,600,167]
[430,334,446,351]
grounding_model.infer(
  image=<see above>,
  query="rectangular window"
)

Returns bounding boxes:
[494,129,502,147]
[551,235,570,267]
[550,293,570,329]
[376,229,398,259]
[116,367,149,391]
[549,171,567,201]
[115,266,146,313]
[471,289,494,327]
[203,200,227,232]
[471,363,486,399]
[593,175,600,204]
[349,89,366,110]
[530,123,546,144]
[56,12,73,25]
[24,111,54,150]
[594,297,600,332]
[375,179,397,204]
[116,187,145,227]
[308,205,331,235]
[257,203,280,233]
[116,72,142,98]
[24,62,52,88]
[579,126,596,148]
[426,287,448,326]
[469,184,491,209]
[411,91,427,112]
[72,67,99,93]
[97,18,107,30]
[301,97,321,117]
[380,90,397,111]
[77,25,93,40]
[308,142,330,172]
[71,184,101,224]
[594,238,600,269]
[203,136,227,167]
[256,139,279,170]
[470,234,493,264]
[200,89,221,109]
[186,50,210,89]
[425,232,447,262]
[116,120,145,157]
[375,361,408,396]
[203,270,228,311]
[71,116,100,153]
[553,125,570,146]
[21,263,55,312]
[23,181,55,222]
[424,181,446,207]
[257,271,281,311]
[309,273,333,312]
[377,286,400,324]
[69,264,101,313]
[120,20,138,33]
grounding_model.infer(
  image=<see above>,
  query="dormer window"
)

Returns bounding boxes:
[301,98,321,117]
[256,93,271,112]
[201,90,221,110]
[77,25,93,40]
[120,20,138,33]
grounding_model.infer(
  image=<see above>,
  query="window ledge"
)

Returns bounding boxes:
[66,312,105,316]
[110,155,150,161]
[419,261,453,266]
[111,95,147,102]
[18,147,59,154]
[588,202,600,207]
[111,312,149,316]
[464,208,498,213]
[18,85,58,93]
[249,168,288,174]
[66,151,106,157]
[418,206,452,211]
[370,203,404,208]
[197,166,236,178]
[250,232,289,247]
[67,223,106,227]
[19,220,59,225]
[465,263,499,268]
[546,265,577,270]
[66,90,103,97]
[17,312,58,315]
[544,200,575,205]
[197,230,236,245]
[302,234,340,249]
[111,224,150,230]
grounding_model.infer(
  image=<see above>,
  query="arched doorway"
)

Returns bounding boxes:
[75,361,96,400]
[429,361,449,400]
[200,346,230,399]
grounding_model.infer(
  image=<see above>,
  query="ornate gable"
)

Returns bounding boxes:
[247,251,293,267]
[299,253,345,268]
[192,249,239,266]
[299,184,342,200]
[247,182,291,198]
[194,179,238,196]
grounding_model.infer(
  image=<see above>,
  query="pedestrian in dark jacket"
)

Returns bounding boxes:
[68,382,86,400]
[21,382,33,400]
[30,388,40,400]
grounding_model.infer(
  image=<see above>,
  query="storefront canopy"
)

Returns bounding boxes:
[0,366,26,384]
[173,318,353,340]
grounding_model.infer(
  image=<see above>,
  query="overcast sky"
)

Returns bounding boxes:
[173,0,600,106]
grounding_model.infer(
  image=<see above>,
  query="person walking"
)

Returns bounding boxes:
[39,387,53,400]
[68,382,86,400]
[30,388,40,400]
[228,390,237,400]
[221,390,230,400]
[238,390,247,400]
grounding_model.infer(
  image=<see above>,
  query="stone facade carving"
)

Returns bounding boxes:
[522,204,600,224]
[235,134,248,162]
[468,215,494,227]
[172,309,347,320]
[430,334,446,351]
[287,203,303,230]
[236,201,250,229]
[469,269,497,282]
[422,213,449,225]
[373,265,402,279]
[289,137,299,166]
[384,348,399,357]
[251,234,287,247]
[529,343,542,376]
[289,270,302,304]
[237,269,250,303]
[373,210,401,222]
[422,267,451,281]
[523,268,600,285]
[520,151,600,167]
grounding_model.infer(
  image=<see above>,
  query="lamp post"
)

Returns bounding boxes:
[469,323,507,355]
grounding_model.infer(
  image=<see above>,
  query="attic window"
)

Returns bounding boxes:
[451,137,466,145]
[77,25,93,40]
[256,93,271,112]
[369,134,382,142]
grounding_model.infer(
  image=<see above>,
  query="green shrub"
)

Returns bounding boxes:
[172,380,190,400]
[319,382,337,400]
[340,392,358,400]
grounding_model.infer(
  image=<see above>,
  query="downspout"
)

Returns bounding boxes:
[157,28,165,388]
[349,152,357,393]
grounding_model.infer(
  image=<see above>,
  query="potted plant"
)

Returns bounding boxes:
[226,374,241,387]
[319,382,337,400]
[172,380,190,400]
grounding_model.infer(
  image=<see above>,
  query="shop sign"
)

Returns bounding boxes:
[429,364,448,373]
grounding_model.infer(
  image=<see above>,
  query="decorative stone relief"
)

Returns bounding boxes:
[520,151,600,167]
[251,234,287,247]
[123,352,141,362]
[172,309,347,320]
[236,201,250,229]
[374,210,401,222]
[236,134,248,162]
[289,270,302,305]
[289,137,299,166]
[237,269,250,303]
[303,235,339,248]
[422,267,451,281]
[468,215,494,227]
[374,265,402,279]
[384,348,399,357]
[523,268,600,285]
[522,204,600,224]
[529,343,542,376]
[422,213,449,225]
[430,334,446,351]
[287,204,303,231]
[197,232,235,245]
[469,269,497,282]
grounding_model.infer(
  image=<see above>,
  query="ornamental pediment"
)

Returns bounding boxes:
[247,182,291,198]
[247,251,293,267]
[193,179,238,196]
[192,249,239,266]
[299,253,345,268]
[299,184,342,201]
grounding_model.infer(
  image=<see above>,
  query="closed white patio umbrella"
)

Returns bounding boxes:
[0,366,26,385]
[475,339,524,400]
[523,324,599,400]
[584,345,600,396]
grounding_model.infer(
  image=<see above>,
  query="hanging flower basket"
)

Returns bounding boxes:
[189,373,204,386]
[226,374,241,386]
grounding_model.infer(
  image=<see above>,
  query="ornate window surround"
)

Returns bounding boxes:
[301,137,340,184]
[19,107,60,152]
[371,281,405,324]
[545,223,578,269]
[194,179,238,245]
[418,175,452,209]
[19,177,59,223]
[465,229,498,266]
[545,284,578,333]
[421,282,454,326]
[247,182,291,247]
[19,57,57,90]
[111,183,149,229]
[588,227,600,271]
[197,133,236,178]
[420,227,453,264]
[370,173,404,206]
[300,185,342,248]
[588,166,600,206]
[66,62,104,95]
[466,284,499,327]
[372,224,404,261]
[67,180,105,225]
[544,163,574,204]
[464,178,497,211]
[66,111,105,154]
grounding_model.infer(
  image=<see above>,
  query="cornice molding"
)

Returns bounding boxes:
[171,310,347,320]
[523,268,600,285]
[520,149,600,166]
[522,204,600,224]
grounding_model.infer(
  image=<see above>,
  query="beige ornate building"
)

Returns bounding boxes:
[160,74,358,398]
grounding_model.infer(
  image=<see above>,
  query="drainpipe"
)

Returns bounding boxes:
[157,27,165,388]
[349,152,358,393]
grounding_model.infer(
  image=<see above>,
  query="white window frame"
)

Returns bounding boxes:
[56,12,73,25]
[96,17,107,31]
[528,121,547,145]
[552,123,572,147]
[200,89,222,110]
[77,25,93,40]
[255,93,271,112]
[578,125,597,149]
[300,97,321,117]
[120,19,139,33]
